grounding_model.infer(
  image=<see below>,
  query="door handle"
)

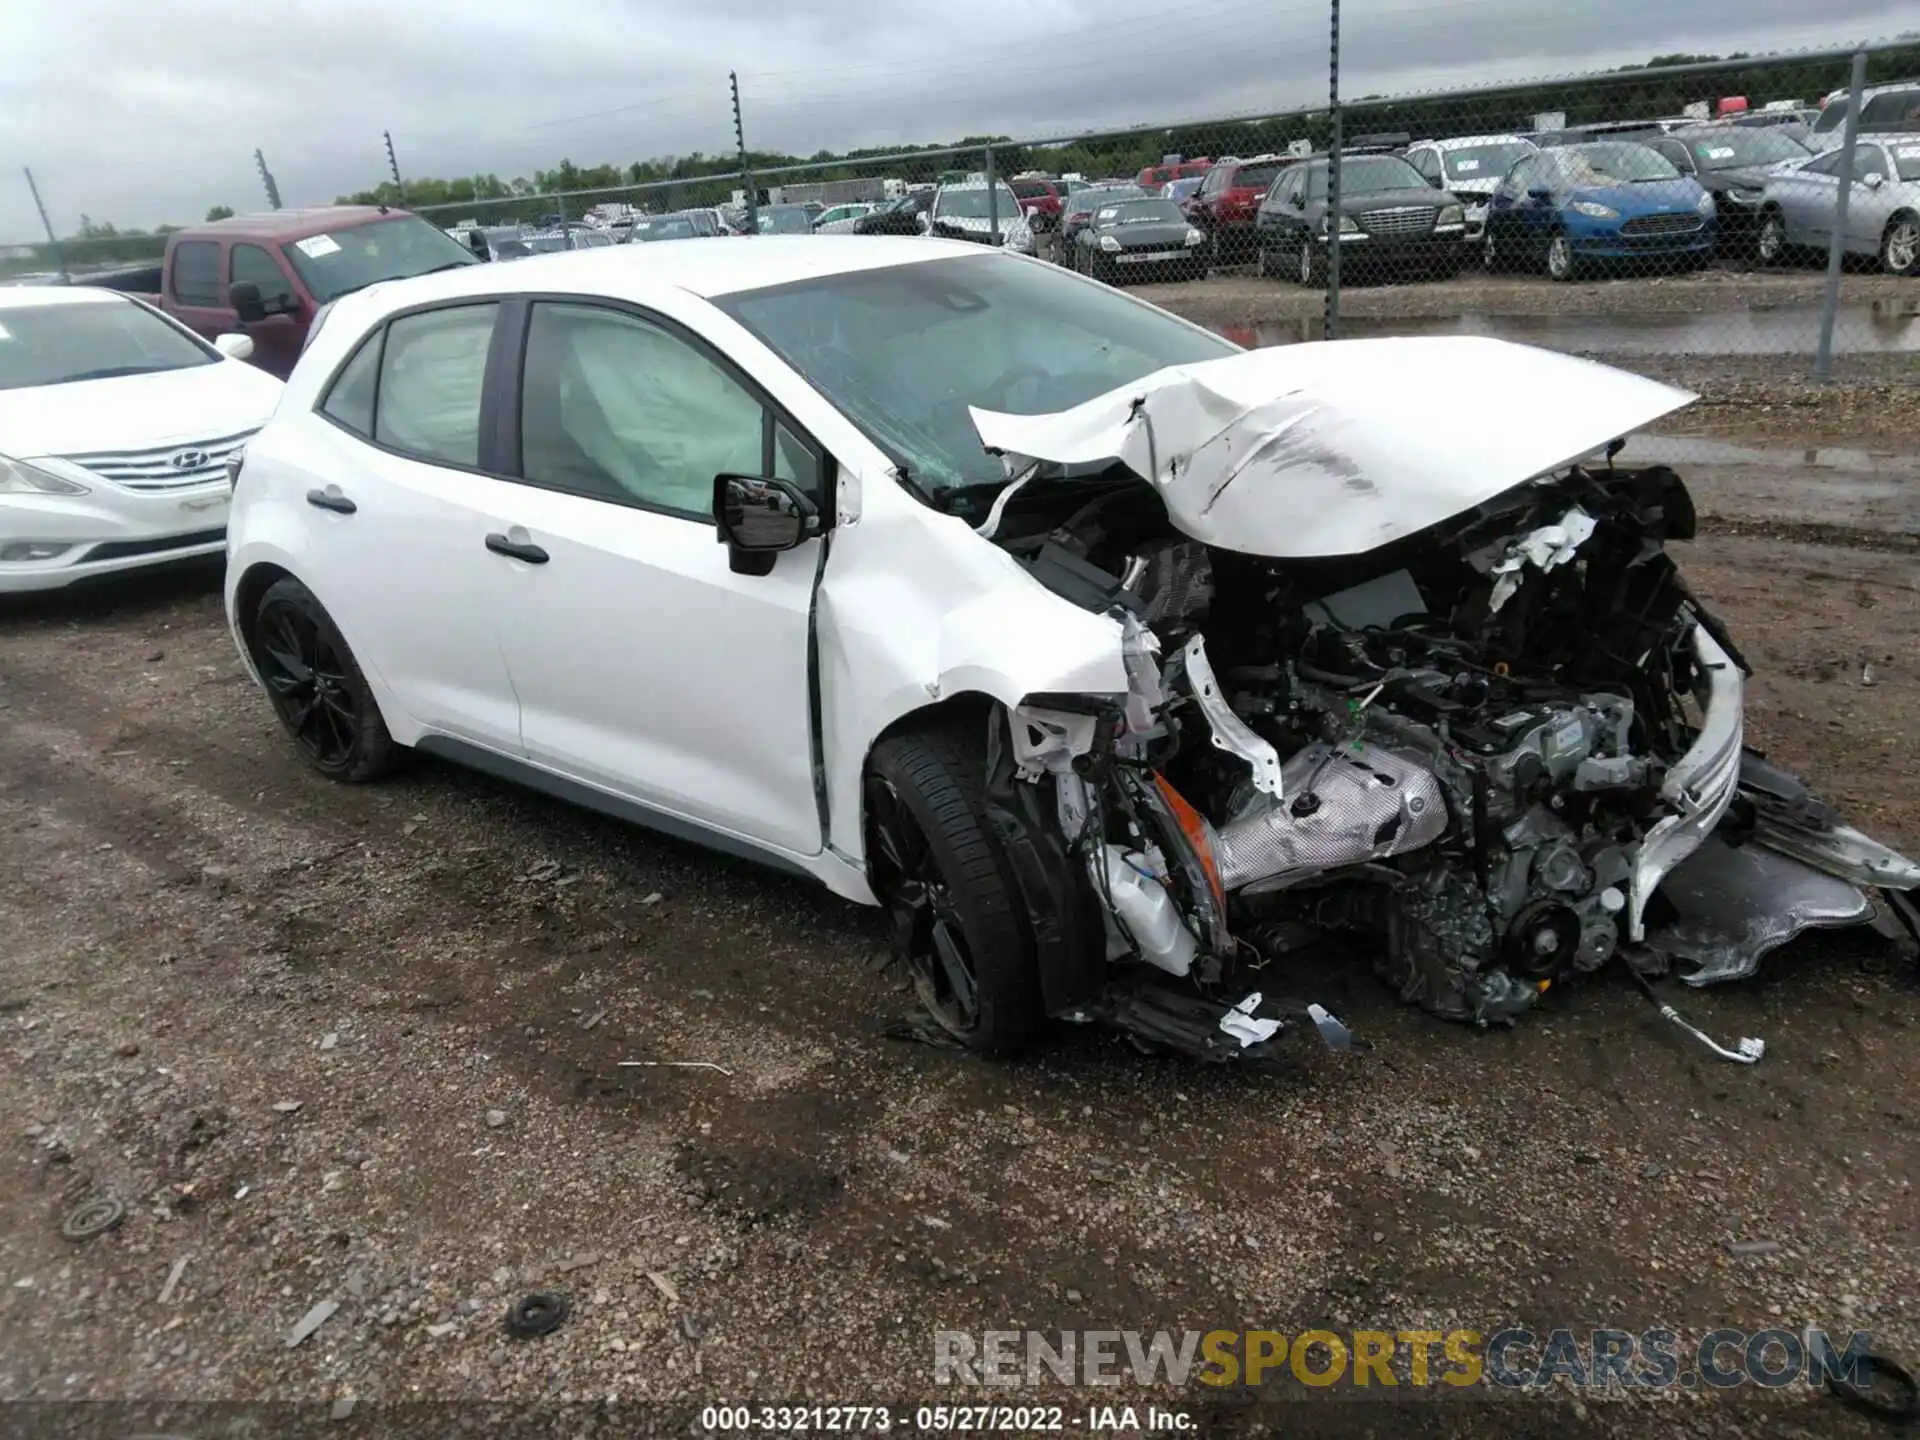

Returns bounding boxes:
[306,488,356,514]
[485,532,549,564]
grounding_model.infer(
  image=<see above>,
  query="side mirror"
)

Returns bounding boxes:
[1862,172,1885,189]
[713,474,821,576]
[1527,185,1554,201]
[213,332,255,361]
[229,281,267,324]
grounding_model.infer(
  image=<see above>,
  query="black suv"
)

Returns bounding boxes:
[1253,152,1468,286]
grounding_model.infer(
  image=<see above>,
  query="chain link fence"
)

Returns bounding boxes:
[8,40,1917,411]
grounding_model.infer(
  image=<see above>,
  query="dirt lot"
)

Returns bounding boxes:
[3,309,1919,1436]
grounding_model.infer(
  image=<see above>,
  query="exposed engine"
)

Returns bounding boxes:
[994,458,1778,1035]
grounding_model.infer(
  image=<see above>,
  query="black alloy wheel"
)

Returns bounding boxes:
[865,773,981,1037]
[251,577,397,782]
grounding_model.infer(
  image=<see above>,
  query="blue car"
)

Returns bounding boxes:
[1484,141,1718,280]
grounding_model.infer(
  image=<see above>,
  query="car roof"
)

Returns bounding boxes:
[0,284,131,311]
[1421,134,1535,150]
[344,236,996,310]
[184,205,402,241]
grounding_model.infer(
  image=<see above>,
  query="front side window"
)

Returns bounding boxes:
[281,217,477,305]
[0,297,215,391]
[372,304,498,467]
[1800,150,1844,178]
[170,241,221,307]
[1892,142,1920,181]
[518,303,781,516]
[1860,89,1920,128]
[715,253,1235,495]
[231,243,294,302]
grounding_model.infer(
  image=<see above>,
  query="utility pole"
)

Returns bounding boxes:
[22,167,66,280]
[384,130,406,205]
[731,71,758,233]
[1325,0,1341,339]
[255,149,282,210]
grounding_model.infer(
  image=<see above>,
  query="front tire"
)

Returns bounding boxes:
[1881,213,1920,276]
[866,720,1044,1054]
[1546,232,1578,282]
[250,577,398,783]
[1298,235,1325,286]
[1756,209,1788,266]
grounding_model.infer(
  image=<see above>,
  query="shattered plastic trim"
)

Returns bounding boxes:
[1628,625,1745,942]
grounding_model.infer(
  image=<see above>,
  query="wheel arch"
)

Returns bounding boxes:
[859,689,1109,1018]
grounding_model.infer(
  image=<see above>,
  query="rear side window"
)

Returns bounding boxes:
[372,304,499,468]
[1861,90,1920,128]
[320,330,383,437]
[170,241,221,307]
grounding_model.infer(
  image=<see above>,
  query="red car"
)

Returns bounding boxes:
[1137,158,1213,189]
[1188,156,1295,264]
[1010,177,1066,232]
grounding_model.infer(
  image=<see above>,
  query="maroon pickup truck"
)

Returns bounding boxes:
[112,206,480,378]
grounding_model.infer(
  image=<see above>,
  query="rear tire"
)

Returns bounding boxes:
[866,719,1045,1054]
[250,577,398,783]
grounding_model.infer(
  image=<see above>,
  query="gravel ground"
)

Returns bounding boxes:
[3,331,1918,1437]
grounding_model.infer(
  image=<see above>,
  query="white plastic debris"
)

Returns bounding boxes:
[1488,506,1597,612]
[1218,992,1283,1048]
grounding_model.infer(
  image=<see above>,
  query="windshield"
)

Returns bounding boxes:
[1443,142,1534,181]
[936,186,1022,220]
[1305,156,1427,199]
[1686,129,1808,170]
[715,254,1234,495]
[758,208,812,234]
[1011,181,1055,200]
[1098,199,1185,226]
[524,234,569,254]
[1553,143,1680,185]
[0,297,215,391]
[280,215,477,303]
[1166,177,1203,201]
[1069,186,1146,216]
[641,218,699,242]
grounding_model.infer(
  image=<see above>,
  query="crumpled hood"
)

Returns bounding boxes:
[970,336,1695,558]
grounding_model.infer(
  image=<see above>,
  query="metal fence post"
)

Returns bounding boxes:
[1325,0,1341,339]
[985,145,999,240]
[732,71,758,234]
[554,191,568,227]
[23,167,66,280]
[1813,50,1868,383]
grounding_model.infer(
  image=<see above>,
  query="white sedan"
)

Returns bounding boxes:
[1,287,282,592]
[223,237,1919,1062]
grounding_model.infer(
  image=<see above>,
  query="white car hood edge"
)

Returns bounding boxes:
[969,337,1696,558]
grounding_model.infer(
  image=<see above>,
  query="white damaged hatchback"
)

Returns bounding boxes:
[224,237,1920,1064]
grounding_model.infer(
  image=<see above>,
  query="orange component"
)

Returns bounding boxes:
[1153,772,1227,913]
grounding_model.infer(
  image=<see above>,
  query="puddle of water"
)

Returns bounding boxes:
[1216,299,1920,357]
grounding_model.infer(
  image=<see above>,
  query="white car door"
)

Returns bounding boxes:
[299,301,528,752]
[490,299,823,856]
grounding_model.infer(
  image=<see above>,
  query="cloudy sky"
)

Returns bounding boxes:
[2,0,1913,238]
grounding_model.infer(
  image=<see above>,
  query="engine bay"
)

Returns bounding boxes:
[986,458,1916,1060]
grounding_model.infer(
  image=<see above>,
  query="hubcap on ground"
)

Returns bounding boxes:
[257,602,358,767]
[865,775,980,1036]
